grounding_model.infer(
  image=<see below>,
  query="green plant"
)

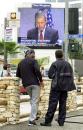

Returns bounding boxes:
[68,38,83,59]
[0,40,20,64]
[37,57,49,67]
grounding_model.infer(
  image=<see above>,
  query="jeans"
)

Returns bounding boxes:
[26,85,40,121]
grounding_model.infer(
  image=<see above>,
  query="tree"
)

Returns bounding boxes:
[0,41,20,64]
[68,38,83,59]
[68,39,83,81]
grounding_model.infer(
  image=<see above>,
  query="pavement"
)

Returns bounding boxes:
[0,109,83,130]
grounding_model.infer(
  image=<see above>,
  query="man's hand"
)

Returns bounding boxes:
[40,82,44,88]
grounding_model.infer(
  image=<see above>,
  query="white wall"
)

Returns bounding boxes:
[0,0,45,25]
[0,0,45,39]
[35,49,56,68]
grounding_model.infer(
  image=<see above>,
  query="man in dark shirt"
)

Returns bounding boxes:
[16,49,44,126]
[40,50,76,127]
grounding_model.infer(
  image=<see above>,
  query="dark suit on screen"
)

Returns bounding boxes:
[27,26,59,44]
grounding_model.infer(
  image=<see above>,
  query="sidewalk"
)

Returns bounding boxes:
[0,109,83,130]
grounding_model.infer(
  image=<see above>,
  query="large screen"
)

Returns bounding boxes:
[18,4,65,49]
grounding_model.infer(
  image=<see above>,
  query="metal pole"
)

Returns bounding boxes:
[81,0,83,52]
[4,18,7,65]
[3,40,7,65]
[64,0,69,61]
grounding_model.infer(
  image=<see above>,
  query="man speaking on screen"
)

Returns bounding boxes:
[27,12,59,44]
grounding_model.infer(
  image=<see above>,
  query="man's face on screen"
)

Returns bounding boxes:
[36,16,46,31]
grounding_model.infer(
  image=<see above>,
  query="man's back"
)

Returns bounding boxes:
[48,59,76,91]
[16,57,42,87]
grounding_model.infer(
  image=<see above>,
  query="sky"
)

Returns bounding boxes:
[0,0,45,25]
[0,0,45,39]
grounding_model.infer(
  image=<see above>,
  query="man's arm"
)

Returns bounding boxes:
[34,60,44,87]
[48,63,57,79]
[27,28,38,40]
[16,63,21,78]
[33,60,43,82]
[45,27,59,44]
[27,30,32,39]
[50,30,59,44]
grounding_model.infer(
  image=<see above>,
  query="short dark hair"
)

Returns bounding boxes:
[25,49,35,57]
[3,64,10,70]
[35,12,46,22]
[55,50,63,59]
[3,64,7,70]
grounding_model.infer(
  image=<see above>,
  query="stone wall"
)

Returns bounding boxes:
[0,77,82,126]
[38,78,51,117]
[0,77,20,126]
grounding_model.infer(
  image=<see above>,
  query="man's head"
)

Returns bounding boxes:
[25,49,35,59]
[55,50,64,59]
[3,64,11,70]
[35,12,46,31]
